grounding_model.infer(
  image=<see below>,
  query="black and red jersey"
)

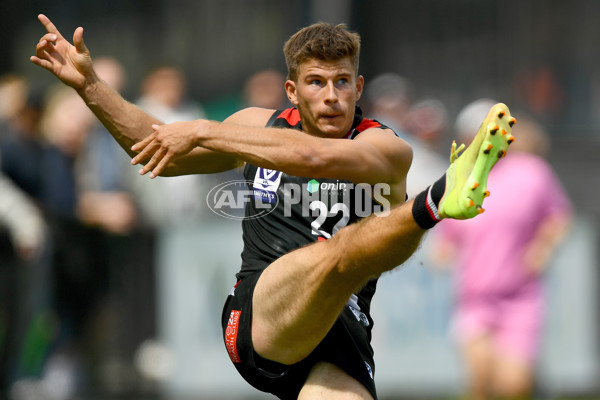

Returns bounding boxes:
[238,107,395,306]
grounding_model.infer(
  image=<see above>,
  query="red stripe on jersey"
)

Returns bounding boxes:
[356,119,382,132]
[344,118,382,138]
[277,108,301,126]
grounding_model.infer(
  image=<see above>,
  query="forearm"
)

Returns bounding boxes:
[78,76,161,158]
[197,121,406,186]
[525,211,572,273]
[197,120,328,177]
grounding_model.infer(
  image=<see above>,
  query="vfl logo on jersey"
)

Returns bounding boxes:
[253,168,282,204]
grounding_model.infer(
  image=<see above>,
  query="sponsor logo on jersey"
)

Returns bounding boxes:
[306,179,349,194]
[307,179,320,194]
[225,310,242,364]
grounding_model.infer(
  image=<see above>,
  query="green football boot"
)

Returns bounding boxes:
[438,103,516,219]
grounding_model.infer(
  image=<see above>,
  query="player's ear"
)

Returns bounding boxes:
[355,75,364,101]
[285,80,299,106]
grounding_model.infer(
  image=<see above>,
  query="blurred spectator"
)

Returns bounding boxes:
[513,66,564,127]
[134,65,209,225]
[243,69,288,109]
[0,159,46,261]
[34,86,101,395]
[38,86,95,218]
[404,97,449,154]
[0,74,29,124]
[0,74,52,400]
[15,85,150,397]
[137,66,205,123]
[0,75,46,200]
[0,158,47,398]
[364,74,450,363]
[364,72,447,197]
[364,72,413,133]
[431,99,573,400]
[79,57,158,393]
[78,57,138,236]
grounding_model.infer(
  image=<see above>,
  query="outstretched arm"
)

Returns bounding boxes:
[30,14,240,175]
[132,107,412,204]
[30,14,158,155]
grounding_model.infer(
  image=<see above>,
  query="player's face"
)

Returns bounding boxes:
[285,57,364,138]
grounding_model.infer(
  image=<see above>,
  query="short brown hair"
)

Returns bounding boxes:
[283,22,361,82]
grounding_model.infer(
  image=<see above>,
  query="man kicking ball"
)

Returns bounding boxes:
[31,14,514,399]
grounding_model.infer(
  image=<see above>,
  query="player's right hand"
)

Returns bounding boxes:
[30,14,95,90]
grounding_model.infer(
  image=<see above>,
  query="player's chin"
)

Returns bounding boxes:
[318,119,347,137]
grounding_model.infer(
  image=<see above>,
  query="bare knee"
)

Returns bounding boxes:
[298,362,373,400]
[494,370,534,399]
[492,353,534,399]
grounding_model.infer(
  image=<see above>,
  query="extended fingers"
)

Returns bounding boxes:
[73,27,88,53]
[39,33,58,45]
[131,133,156,152]
[35,34,57,56]
[29,55,52,70]
[131,142,158,166]
[38,14,64,39]
[130,126,173,177]
[140,147,169,178]
[150,154,173,179]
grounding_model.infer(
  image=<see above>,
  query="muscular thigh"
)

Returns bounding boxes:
[251,235,367,364]
[298,362,374,400]
[222,271,378,400]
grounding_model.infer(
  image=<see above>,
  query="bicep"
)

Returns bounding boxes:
[224,107,276,126]
[321,128,413,185]
[313,129,412,205]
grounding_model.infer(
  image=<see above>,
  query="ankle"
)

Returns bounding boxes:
[411,174,446,229]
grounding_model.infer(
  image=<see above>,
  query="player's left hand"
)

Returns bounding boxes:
[131,120,201,178]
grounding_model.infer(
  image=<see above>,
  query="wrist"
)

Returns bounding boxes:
[76,72,102,101]
[194,119,213,147]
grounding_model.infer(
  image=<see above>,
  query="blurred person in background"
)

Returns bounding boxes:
[243,69,288,110]
[0,163,46,262]
[77,57,158,393]
[77,57,139,236]
[0,156,47,400]
[0,74,46,265]
[363,72,413,134]
[0,75,46,201]
[431,99,572,400]
[404,97,450,155]
[0,74,52,400]
[134,65,210,225]
[0,74,29,124]
[36,86,99,395]
[363,74,450,362]
[31,16,517,400]
[364,73,447,197]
